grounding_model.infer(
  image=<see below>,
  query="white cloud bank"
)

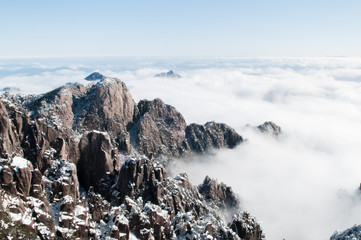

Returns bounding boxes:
[2,57,361,239]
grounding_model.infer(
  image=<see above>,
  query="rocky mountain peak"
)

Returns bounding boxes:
[154,70,181,78]
[80,78,139,137]
[257,121,282,137]
[84,72,106,81]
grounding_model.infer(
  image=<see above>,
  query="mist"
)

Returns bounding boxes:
[1,57,361,239]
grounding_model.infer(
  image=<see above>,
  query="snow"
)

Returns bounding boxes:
[74,205,86,216]
[130,232,140,240]
[62,195,74,204]
[11,156,32,169]
[92,129,109,135]
[59,213,73,221]
[9,212,22,221]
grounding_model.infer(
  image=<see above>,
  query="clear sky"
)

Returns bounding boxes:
[1,0,361,58]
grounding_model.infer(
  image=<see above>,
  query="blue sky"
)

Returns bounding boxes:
[1,0,361,58]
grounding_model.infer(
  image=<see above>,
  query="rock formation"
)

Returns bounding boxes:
[257,121,282,137]
[330,225,361,240]
[84,71,106,81]
[154,70,181,78]
[186,121,243,153]
[0,73,265,239]
[135,98,190,158]
[0,100,21,158]
[78,130,117,190]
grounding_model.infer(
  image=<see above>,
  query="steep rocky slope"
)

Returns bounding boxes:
[0,74,264,239]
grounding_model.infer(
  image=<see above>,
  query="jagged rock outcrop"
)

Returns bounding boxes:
[116,131,132,154]
[116,157,168,203]
[23,77,243,159]
[1,153,264,240]
[84,72,106,81]
[134,98,190,158]
[229,212,265,240]
[199,175,239,209]
[257,121,282,137]
[0,157,55,239]
[11,157,33,199]
[186,121,243,153]
[1,93,81,170]
[27,79,139,140]
[0,100,21,158]
[80,80,139,137]
[154,70,181,78]
[330,225,361,240]
[78,130,117,190]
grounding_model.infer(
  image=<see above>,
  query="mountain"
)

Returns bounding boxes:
[154,70,181,78]
[84,72,107,81]
[257,121,282,137]
[0,74,263,239]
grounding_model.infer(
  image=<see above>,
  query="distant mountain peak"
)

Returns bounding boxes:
[84,72,106,81]
[1,87,21,92]
[154,70,181,78]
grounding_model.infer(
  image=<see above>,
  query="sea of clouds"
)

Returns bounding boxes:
[1,57,361,239]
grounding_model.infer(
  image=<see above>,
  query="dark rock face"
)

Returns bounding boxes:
[0,100,21,158]
[154,70,181,78]
[12,158,33,199]
[116,131,132,154]
[84,72,106,81]
[186,121,243,153]
[135,98,190,158]
[0,166,13,185]
[78,130,116,190]
[199,175,239,209]
[0,157,55,239]
[80,80,139,137]
[257,121,282,137]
